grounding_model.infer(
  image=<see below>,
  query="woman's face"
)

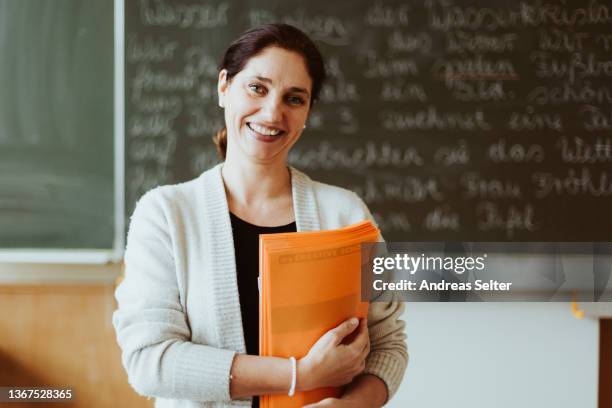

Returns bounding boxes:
[218,46,312,165]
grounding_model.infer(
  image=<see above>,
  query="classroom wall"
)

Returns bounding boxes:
[0,265,600,408]
[389,303,599,408]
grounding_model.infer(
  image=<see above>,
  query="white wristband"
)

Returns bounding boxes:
[288,356,297,397]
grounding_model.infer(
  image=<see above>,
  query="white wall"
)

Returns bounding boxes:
[388,303,598,408]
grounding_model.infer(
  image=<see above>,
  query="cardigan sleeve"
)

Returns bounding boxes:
[349,193,408,402]
[112,189,236,402]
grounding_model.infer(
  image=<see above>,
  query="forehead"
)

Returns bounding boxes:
[238,47,312,90]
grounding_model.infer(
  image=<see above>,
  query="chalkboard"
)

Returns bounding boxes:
[125,0,612,242]
[0,0,117,257]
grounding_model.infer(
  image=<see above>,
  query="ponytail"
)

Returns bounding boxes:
[212,127,227,160]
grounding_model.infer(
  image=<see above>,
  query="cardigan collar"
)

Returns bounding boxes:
[197,163,320,353]
[289,166,321,232]
[204,163,321,232]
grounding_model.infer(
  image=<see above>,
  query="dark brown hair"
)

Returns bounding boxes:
[213,23,326,160]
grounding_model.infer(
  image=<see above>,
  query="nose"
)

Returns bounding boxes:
[260,95,283,123]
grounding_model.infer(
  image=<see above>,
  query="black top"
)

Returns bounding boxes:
[230,212,296,406]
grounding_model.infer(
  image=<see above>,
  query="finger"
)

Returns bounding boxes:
[346,320,367,352]
[329,317,359,344]
[357,323,371,359]
[359,338,370,360]
[350,318,369,350]
[358,359,367,374]
[304,398,333,408]
[361,333,370,353]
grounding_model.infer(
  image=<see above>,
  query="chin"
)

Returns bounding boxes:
[242,134,294,163]
[247,148,288,164]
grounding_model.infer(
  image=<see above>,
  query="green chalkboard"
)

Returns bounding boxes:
[0,0,115,251]
[123,0,612,242]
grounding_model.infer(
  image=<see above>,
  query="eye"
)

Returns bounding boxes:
[286,95,306,106]
[247,83,266,95]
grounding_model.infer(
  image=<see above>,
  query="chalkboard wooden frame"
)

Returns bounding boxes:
[0,0,125,264]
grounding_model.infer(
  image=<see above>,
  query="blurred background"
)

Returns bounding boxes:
[1,0,611,406]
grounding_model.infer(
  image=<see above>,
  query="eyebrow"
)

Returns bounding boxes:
[252,76,311,97]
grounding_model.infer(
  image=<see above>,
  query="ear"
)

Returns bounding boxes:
[217,69,228,108]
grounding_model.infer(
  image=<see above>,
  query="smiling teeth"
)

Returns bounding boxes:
[249,123,282,136]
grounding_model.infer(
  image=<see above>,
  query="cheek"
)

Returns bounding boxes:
[242,101,263,121]
[227,106,249,128]
[227,90,258,121]
[290,107,309,124]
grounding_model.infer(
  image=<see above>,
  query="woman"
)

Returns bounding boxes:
[113,24,407,408]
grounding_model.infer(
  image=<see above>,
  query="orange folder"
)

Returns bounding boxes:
[259,221,380,408]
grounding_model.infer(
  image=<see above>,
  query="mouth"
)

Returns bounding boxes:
[246,122,286,142]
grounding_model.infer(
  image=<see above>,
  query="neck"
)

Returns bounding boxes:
[221,155,292,207]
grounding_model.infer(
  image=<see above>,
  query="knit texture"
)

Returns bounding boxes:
[113,164,407,408]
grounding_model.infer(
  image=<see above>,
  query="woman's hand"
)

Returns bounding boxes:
[297,317,370,391]
[302,396,370,408]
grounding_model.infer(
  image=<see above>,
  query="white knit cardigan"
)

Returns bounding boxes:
[113,164,407,408]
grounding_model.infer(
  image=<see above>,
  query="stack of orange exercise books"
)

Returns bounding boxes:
[259,220,380,408]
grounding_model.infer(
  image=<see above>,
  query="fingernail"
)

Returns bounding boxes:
[350,318,358,325]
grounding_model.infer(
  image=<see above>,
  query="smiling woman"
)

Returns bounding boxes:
[218,47,311,164]
[212,24,325,163]
[113,24,407,408]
